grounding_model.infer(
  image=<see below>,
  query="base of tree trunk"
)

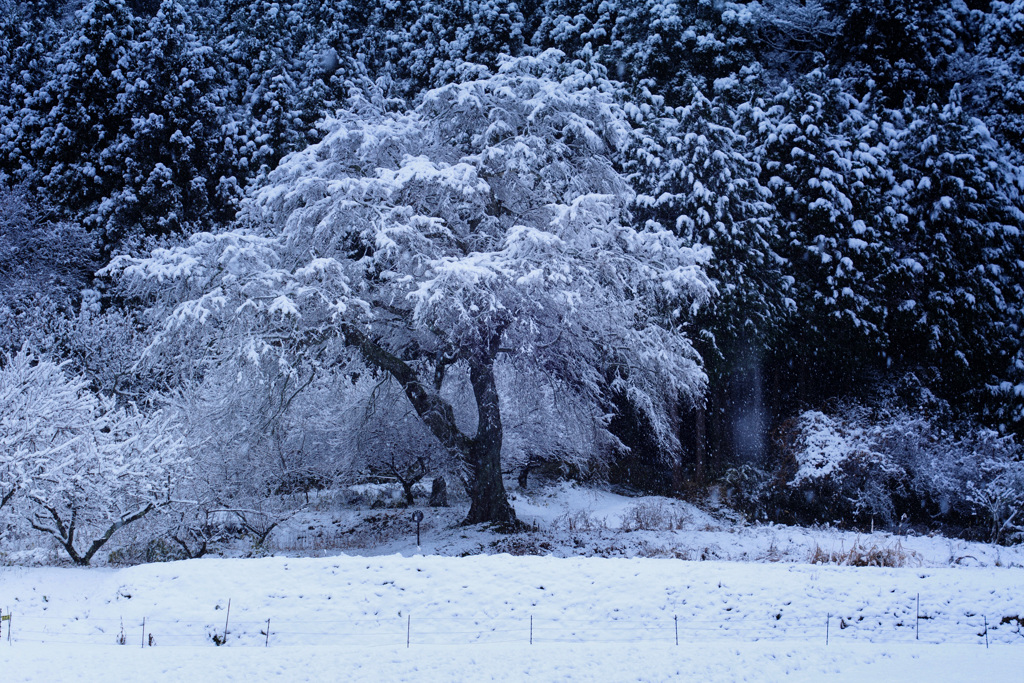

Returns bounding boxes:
[429,476,449,507]
[462,494,522,532]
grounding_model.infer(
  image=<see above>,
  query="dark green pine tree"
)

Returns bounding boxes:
[979,1,1024,153]
[605,0,756,103]
[0,5,67,184]
[440,1,533,79]
[822,0,978,108]
[892,87,1024,429]
[623,79,786,480]
[291,0,375,134]
[532,0,610,57]
[534,1,757,105]
[754,70,898,400]
[634,83,786,367]
[104,0,230,247]
[18,0,141,249]
[217,0,310,185]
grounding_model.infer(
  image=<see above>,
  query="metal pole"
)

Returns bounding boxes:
[675,615,678,646]
[826,613,830,646]
[985,616,989,649]
[266,619,271,647]
[916,594,920,641]
[407,614,411,648]
[224,599,231,645]
[530,615,533,645]
[141,617,146,648]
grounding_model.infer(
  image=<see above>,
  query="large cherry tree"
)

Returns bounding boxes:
[113,52,712,526]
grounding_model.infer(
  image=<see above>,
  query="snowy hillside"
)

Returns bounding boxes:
[213,482,1024,569]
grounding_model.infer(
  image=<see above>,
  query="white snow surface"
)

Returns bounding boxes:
[3,483,1024,680]
[1,554,1022,680]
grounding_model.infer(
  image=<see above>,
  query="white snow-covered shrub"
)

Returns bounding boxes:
[778,402,1024,542]
[0,346,187,564]
[935,430,1024,544]
[787,409,905,524]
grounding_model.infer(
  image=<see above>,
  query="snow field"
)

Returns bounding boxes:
[2,641,1022,682]
[1,554,1022,680]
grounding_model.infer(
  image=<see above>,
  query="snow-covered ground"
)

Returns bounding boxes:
[3,482,1024,680]
[262,481,1024,569]
[1,554,1023,680]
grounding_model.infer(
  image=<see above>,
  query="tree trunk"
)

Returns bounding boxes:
[694,402,707,485]
[429,476,449,507]
[343,323,517,527]
[463,361,517,527]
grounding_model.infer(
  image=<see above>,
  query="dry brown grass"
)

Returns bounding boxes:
[619,501,688,532]
[552,509,607,533]
[809,538,921,568]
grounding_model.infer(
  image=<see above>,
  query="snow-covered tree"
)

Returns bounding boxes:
[823,0,977,107]
[754,71,898,397]
[892,88,1024,429]
[626,78,786,479]
[19,0,142,248]
[634,82,784,361]
[106,0,228,241]
[0,185,99,353]
[0,347,186,564]
[0,3,62,181]
[751,0,841,75]
[112,52,712,526]
[981,1,1024,150]
[533,0,758,104]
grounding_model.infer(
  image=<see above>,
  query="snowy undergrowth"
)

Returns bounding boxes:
[182,482,1024,570]
[6,481,1023,571]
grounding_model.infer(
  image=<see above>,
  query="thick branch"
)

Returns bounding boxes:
[30,500,82,564]
[79,503,156,565]
[171,532,208,559]
[341,323,469,455]
[30,498,158,565]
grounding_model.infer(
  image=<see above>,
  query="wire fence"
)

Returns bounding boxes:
[0,598,1011,649]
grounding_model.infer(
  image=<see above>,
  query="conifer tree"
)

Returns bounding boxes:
[893,88,1024,426]
[106,0,228,245]
[18,0,141,249]
[755,71,898,398]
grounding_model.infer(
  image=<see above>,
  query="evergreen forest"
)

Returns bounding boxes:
[3,0,1024,563]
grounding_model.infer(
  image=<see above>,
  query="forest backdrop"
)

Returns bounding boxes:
[2,0,1024,562]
